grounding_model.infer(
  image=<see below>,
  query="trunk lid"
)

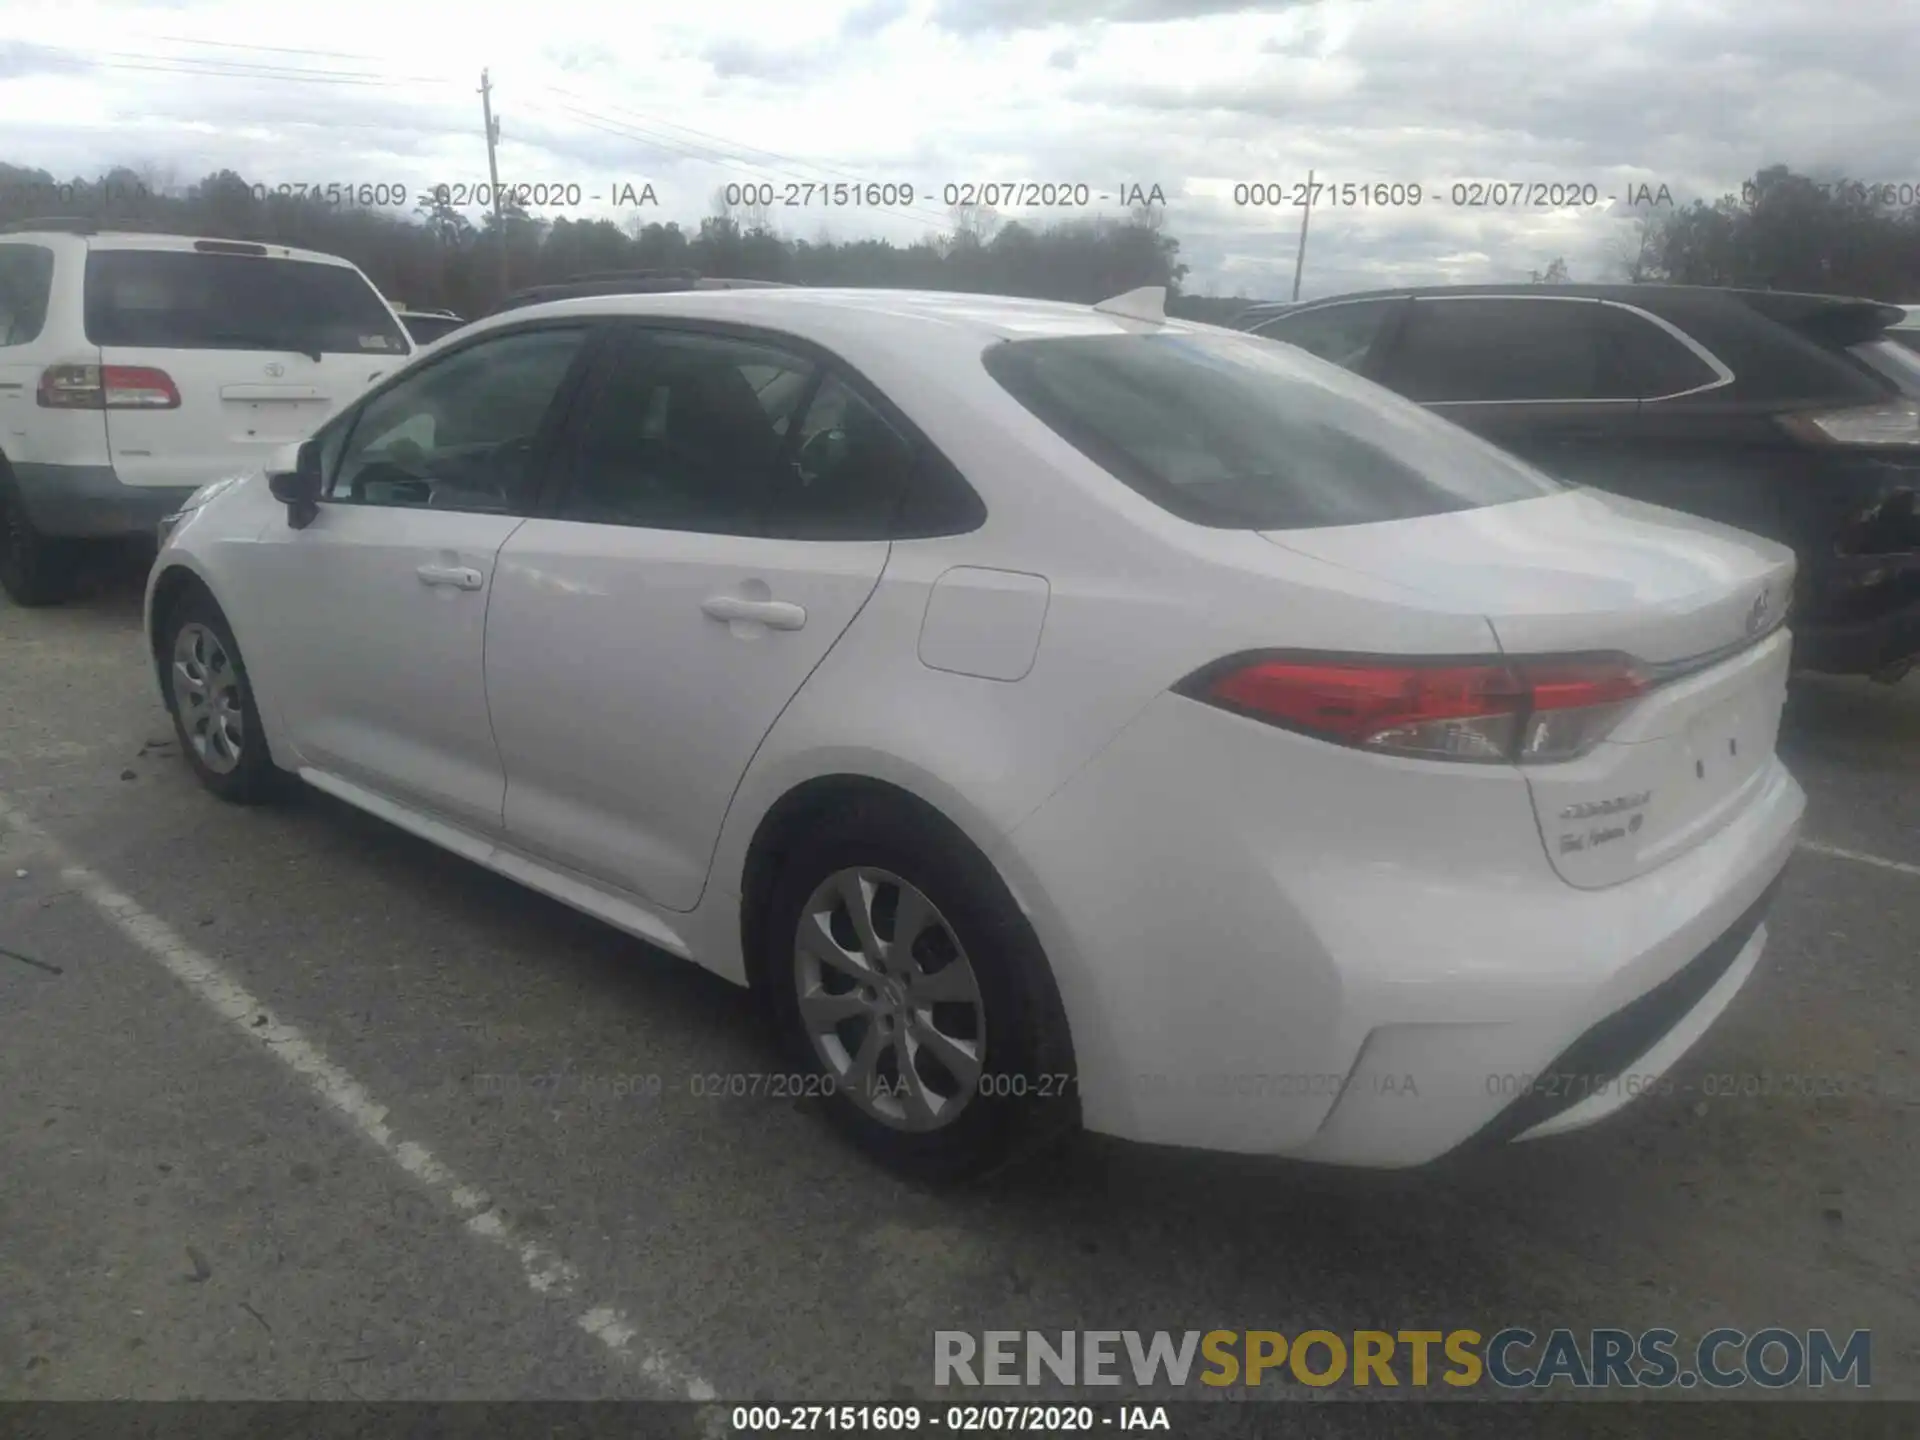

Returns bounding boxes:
[1261,488,1798,887]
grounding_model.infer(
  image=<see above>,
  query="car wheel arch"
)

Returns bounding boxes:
[148,561,288,770]
[739,775,947,996]
[735,774,1076,1069]
[148,563,213,678]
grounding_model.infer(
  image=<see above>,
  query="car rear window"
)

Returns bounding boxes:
[982,332,1562,529]
[84,249,409,356]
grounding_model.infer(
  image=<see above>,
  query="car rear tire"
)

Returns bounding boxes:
[0,478,79,607]
[160,587,288,805]
[762,797,1078,1182]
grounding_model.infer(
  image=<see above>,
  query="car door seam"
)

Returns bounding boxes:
[482,516,534,832]
[683,540,895,914]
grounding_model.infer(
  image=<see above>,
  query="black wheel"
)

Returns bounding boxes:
[762,797,1078,1182]
[159,587,288,804]
[0,477,79,607]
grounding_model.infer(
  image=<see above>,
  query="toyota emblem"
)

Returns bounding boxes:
[264,362,285,377]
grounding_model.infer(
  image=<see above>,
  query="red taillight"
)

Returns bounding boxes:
[1181,654,1650,763]
[37,364,181,410]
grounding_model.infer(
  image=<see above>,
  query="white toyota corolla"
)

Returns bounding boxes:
[146,284,1805,1180]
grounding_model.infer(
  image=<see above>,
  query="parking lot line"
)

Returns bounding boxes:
[1799,839,1920,879]
[0,795,718,1406]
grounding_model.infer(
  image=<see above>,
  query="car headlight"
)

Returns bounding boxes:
[183,474,248,511]
[158,474,249,545]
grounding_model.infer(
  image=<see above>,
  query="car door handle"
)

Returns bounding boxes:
[417,564,484,591]
[700,595,807,630]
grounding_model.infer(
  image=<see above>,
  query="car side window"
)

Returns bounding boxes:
[761,373,916,540]
[1597,307,1724,399]
[556,330,816,534]
[0,243,55,347]
[1254,301,1396,371]
[1385,298,1632,403]
[330,325,588,513]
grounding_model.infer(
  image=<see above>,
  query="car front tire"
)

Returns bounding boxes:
[762,797,1078,1182]
[160,587,288,805]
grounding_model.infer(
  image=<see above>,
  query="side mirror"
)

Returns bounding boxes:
[267,439,323,530]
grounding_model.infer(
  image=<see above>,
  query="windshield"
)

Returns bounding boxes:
[982,331,1562,529]
[85,249,410,356]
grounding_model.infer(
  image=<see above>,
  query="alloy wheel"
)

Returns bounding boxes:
[172,621,245,774]
[793,867,987,1132]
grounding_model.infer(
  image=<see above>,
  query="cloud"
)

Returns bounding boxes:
[0,40,98,81]
[2,0,1915,296]
[701,39,807,80]
[841,0,911,37]
[932,0,1318,36]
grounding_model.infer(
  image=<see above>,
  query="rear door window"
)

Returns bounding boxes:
[982,331,1561,530]
[84,249,409,356]
[1384,298,1630,402]
[555,329,818,535]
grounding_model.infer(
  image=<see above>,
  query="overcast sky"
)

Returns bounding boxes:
[2,0,1915,298]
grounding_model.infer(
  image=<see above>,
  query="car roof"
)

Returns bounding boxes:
[463,286,1213,350]
[0,223,363,269]
[1271,282,1875,306]
[1264,282,1905,329]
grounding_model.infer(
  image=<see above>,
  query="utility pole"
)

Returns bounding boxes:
[1290,167,1314,302]
[479,69,508,295]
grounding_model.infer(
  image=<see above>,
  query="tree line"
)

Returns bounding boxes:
[4,159,1916,318]
[0,160,1189,319]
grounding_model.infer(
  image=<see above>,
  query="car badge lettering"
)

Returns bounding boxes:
[1559,790,1652,821]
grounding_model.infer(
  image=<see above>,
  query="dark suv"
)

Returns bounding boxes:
[1243,285,1920,681]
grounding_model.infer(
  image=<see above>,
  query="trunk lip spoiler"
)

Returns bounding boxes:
[1632,615,1792,687]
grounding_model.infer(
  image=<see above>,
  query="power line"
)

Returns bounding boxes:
[521,94,953,232]
[541,85,921,195]
[150,36,392,62]
[9,41,461,88]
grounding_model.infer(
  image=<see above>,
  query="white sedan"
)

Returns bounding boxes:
[145,284,1805,1180]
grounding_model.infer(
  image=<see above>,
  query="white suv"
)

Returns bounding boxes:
[0,223,411,605]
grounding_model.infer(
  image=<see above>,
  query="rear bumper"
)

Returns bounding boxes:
[1003,691,1806,1166]
[1468,875,1779,1147]
[8,462,196,539]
